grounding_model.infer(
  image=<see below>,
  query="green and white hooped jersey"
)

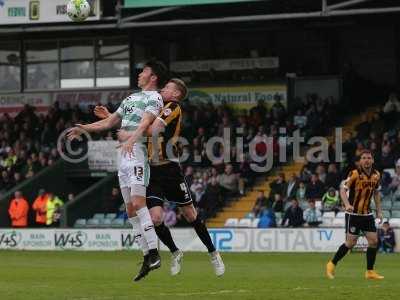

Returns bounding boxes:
[116,91,163,187]
[116,90,163,131]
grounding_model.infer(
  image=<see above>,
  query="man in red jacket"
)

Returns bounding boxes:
[8,191,29,228]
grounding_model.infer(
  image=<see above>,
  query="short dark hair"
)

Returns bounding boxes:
[144,60,169,89]
[169,78,188,100]
[360,149,373,157]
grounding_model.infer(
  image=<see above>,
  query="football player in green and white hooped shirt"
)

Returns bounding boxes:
[68,61,169,280]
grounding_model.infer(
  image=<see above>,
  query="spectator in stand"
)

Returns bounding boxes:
[285,173,299,201]
[252,190,268,217]
[315,164,327,185]
[389,159,400,194]
[257,208,276,228]
[32,188,48,227]
[184,166,194,187]
[269,173,287,199]
[380,144,395,169]
[13,172,24,186]
[219,164,239,197]
[101,187,123,213]
[306,174,325,201]
[322,187,340,212]
[293,109,307,130]
[8,191,29,228]
[378,221,396,253]
[190,178,206,203]
[303,199,322,227]
[46,193,64,227]
[199,176,221,218]
[325,163,341,190]
[383,93,400,114]
[163,202,177,228]
[281,198,304,227]
[272,193,284,212]
[355,114,371,141]
[296,181,307,202]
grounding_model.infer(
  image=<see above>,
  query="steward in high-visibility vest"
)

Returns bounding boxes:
[46,193,64,226]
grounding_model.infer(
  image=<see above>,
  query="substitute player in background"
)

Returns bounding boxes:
[326,150,384,280]
[95,78,225,280]
[68,61,168,280]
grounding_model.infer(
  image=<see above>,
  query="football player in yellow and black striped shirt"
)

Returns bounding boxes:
[94,78,224,281]
[326,150,384,280]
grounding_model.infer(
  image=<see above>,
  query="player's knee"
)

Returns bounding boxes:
[345,240,356,248]
[368,238,378,247]
[183,209,197,223]
[130,200,145,212]
[151,214,163,226]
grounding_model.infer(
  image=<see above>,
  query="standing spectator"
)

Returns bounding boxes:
[285,173,299,200]
[306,174,325,201]
[269,173,287,199]
[8,191,29,228]
[252,190,268,217]
[303,199,322,227]
[325,163,341,190]
[32,188,48,227]
[315,164,327,185]
[322,187,340,212]
[378,222,396,253]
[219,164,239,196]
[163,202,177,228]
[46,193,64,226]
[281,198,304,227]
[101,187,123,213]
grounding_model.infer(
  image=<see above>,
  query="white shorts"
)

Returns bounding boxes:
[118,143,150,192]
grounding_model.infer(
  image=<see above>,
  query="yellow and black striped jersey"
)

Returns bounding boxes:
[147,101,182,164]
[342,168,381,215]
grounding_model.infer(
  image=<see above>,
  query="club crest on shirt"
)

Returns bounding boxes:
[163,108,172,116]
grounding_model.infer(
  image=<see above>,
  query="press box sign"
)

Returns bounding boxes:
[0,0,100,24]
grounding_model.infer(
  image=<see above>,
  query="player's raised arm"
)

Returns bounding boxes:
[67,112,121,140]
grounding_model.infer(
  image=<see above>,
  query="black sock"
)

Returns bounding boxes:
[155,223,179,253]
[332,243,350,265]
[148,248,158,256]
[190,216,216,253]
[366,247,378,270]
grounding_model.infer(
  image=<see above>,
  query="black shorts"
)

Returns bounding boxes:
[345,213,376,235]
[146,162,193,209]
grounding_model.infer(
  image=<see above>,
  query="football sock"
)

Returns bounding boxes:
[366,247,378,270]
[155,223,179,253]
[332,243,350,265]
[128,216,149,256]
[190,216,216,253]
[137,207,158,250]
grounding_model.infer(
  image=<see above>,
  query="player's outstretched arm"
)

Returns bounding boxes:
[340,182,353,213]
[67,113,121,140]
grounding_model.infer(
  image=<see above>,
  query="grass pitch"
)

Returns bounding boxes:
[0,251,398,300]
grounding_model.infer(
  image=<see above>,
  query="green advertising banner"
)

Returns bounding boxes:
[124,0,259,8]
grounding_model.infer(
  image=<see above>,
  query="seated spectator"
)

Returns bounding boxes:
[293,109,307,129]
[383,93,400,114]
[378,221,396,253]
[296,181,307,202]
[315,164,327,184]
[257,208,276,228]
[303,199,322,227]
[101,187,123,213]
[285,173,298,200]
[281,198,304,227]
[46,193,64,227]
[218,164,239,196]
[190,178,206,203]
[322,187,340,212]
[8,191,29,228]
[269,173,287,198]
[380,144,395,169]
[325,163,341,190]
[272,193,284,212]
[199,176,221,218]
[306,174,325,201]
[163,202,177,228]
[389,160,400,194]
[32,188,48,227]
[252,190,268,217]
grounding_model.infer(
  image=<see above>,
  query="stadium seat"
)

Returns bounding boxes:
[336,212,345,219]
[99,219,112,227]
[391,211,400,218]
[224,218,239,227]
[86,219,100,228]
[111,218,125,228]
[392,202,400,210]
[382,210,391,219]
[381,201,392,210]
[389,218,400,227]
[105,213,117,220]
[73,219,87,228]
[323,211,335,219]
[332,218,345,227]
[321,218,333,226]
[237,218,252,227]
[252,218,260,227]
[93,213,105,220]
